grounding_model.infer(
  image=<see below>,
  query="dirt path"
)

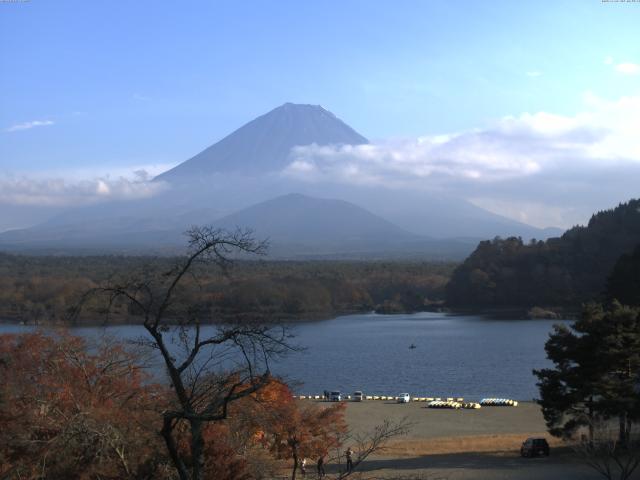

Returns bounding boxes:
[310,400,612,479]
[350,450,601,480]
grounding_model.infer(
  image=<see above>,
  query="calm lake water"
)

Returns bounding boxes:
[0,312,568,401]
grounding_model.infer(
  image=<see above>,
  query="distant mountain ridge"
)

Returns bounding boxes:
[0,193,478,259]
[155,103,368,181]
[210,193,478,259]
[0,102,566,256]
[214,193,415,246]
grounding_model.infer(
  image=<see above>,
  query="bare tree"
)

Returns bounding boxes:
[76,226,296,480]
[327,417,412,480]
[574,418,640,480]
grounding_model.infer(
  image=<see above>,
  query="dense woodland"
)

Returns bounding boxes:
[0,255,454,325]
[2,199,639,325]
[446,199,640,310]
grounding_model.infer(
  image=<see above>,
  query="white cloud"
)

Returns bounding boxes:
[0,169,169,207]
[615,62,640,75]
[604,56,614,65]
[42,163,176,182]
[283,93,640,227]
[468,198,578,230]
[5,120,54,132]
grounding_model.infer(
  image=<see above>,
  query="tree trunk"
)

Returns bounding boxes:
[618,409,633,446]
[161,417,189,480]
[291,449,298,480]
[588,400,594,443]
[191,419,205,480]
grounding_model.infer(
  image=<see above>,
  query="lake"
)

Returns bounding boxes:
[0,312,568,401]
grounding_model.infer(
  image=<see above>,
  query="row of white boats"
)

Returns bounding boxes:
[294,394,519,409]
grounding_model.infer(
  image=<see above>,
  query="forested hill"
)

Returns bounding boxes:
[445,199,640,309]
[0,256,454,325]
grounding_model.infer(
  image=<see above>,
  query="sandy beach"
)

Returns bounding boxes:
[317,400,606,479]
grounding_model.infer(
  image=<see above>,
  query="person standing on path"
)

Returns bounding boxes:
[345,447,354,473]
[301,457,307,477]
[317,455,325,478]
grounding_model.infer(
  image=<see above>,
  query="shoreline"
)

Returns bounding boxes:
[0,305,579,328]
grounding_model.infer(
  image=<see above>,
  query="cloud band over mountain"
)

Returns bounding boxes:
[0,170,168,207]
[1,95,637,230]
[284,94,640,228]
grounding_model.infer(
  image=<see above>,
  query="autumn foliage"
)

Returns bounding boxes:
[0,254,454,325]
[242,379,348,479]
[0,333,347,480]
[0,332,170,479]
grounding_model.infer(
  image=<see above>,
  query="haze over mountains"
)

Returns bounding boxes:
[0,103,564,258]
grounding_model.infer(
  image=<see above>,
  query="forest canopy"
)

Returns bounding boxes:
[446,199,640,309]
[0,255,454,325]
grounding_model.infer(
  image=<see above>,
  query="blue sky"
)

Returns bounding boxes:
[0,0,639,228]
[1,0,638,171]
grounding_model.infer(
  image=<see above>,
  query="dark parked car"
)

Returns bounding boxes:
[520,437,550,457]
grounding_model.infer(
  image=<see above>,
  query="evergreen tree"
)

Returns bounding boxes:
[534,302,640,443]
[447,199,640,308]
[607,244,640,307]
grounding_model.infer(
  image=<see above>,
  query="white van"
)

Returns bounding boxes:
[330,391,342,402]
[353,391,364,402]
[397,393,410,403]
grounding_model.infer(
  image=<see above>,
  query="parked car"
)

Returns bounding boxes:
[397,393,410,403]
[353,391,364,402]
[520,437,550,457]
[330,391,342,402]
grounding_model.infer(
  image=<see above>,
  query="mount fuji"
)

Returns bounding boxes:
[0,103,562,256]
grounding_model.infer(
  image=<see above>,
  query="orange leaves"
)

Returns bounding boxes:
[0,333,347,479]
[0,331,169,479]
[257,388,348,462]
[198,376,348,475]
[250,376,294,405]
[200,424,251,480]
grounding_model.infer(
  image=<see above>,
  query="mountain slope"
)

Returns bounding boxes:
[155,103,368,181]
[0,193,478,259]
[214,193,415,246]
[211,193,477,259]
[0,102,563,254]
[324,186,564,240]
[446,198,640,308]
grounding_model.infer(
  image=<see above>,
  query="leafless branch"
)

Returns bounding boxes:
[574,421,640,480]
[327,417,413,479]
[71,226,290,480]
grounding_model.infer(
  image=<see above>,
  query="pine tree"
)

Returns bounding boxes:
[534,302,640,443]
[607,244,640,307]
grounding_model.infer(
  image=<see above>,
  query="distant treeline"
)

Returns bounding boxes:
[0,254,455,325]
[446,199,640,309]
